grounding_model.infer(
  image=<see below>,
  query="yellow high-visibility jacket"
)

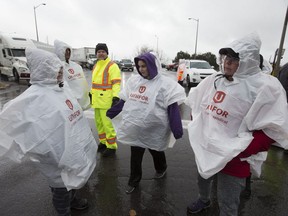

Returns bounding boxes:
[90,57,121,109]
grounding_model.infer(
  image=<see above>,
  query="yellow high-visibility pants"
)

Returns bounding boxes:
[94,108,117,149]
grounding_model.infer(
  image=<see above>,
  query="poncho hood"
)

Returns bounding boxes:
[54,39,72,61]
[26,48,62,85]
[134,52,158,79]
[219,33,262,78]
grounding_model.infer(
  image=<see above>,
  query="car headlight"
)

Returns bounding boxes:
[19,67,28,73]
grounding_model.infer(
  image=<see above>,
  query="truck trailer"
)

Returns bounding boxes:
[71,47,96,69]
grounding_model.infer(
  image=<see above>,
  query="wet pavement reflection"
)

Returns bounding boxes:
[1,70,288,215]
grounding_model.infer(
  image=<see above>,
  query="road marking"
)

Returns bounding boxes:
[84,110,191,129]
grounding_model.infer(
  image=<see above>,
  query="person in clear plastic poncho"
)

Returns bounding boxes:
[0,48,97,215]
[107,52,186,194]
[185,33,288,215]
[54,39,90,110]
[177,59,186,86]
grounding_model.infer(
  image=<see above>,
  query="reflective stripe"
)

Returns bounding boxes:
[99,133,106,139]
[107,137,116,144]
[92,83,112,89]
[102,61,114,84]
[111,79,121,84]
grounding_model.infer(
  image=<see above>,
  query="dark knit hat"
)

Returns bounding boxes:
[95,43,108,54]
[219,48,239,59]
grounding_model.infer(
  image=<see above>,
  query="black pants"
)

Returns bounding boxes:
[128,146,167,187]
[50,187,76,216]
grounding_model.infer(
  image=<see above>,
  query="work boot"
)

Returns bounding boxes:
[70,197,88,210]
[102,148,116,157]
[97,143,107,153]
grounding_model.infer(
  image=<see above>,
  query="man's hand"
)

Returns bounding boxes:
[111,97,120,107]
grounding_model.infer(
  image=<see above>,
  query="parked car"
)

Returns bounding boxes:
[185,60,217,88]
[166,63,178,71]
[119,59,134,71]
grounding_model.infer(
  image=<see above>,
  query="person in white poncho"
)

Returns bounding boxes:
[54,39,90,111]
[0,48,97,216]
[185,33,288,215]
[107,52,186,194]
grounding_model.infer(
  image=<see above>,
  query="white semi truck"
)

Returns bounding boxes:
[0,33,36,83]
[71,47,96,69]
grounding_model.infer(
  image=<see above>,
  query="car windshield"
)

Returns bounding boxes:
[11,49,26,57]
[190,62,211,69]
[122,59,132,63]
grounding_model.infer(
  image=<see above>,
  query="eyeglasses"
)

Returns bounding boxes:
[222,55,239,64]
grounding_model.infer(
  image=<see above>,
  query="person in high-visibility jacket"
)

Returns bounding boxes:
[177,59,186,86]
[90,43,121,157]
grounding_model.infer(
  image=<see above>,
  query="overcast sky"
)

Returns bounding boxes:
[1,0,288,63]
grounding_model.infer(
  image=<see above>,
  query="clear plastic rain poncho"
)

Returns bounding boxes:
[54,39,90,110]
[0,48,97,190]
[177,59,186,81]
[185,33,288,179]
[116,52,186,151]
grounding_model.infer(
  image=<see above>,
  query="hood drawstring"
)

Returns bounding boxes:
[214,73,234,90]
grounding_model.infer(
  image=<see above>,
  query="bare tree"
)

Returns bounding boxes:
[134,45,168,64]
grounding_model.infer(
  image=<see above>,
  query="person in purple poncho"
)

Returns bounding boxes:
[107,52,186,194]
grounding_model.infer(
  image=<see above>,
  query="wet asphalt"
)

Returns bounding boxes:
[1,70,288,216]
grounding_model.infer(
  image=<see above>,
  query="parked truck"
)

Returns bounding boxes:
[71,47,96,69]
[0,33,36,83]
[32,39,55,53]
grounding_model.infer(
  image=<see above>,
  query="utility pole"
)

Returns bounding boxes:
[274,5,288,77]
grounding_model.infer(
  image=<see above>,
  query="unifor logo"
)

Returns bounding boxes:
[139,86,146,93]
[213,91,226,103]
[65,99,74,110]
[68,68,74,74]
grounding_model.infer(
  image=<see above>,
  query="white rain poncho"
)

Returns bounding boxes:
[116,53,186,151]
[0,48,97,190]
[185,33,288,179]
[54,39,90,110]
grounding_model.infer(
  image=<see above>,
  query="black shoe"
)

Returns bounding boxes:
[187,199,211,214]
[97,143,107,153]
[125,185,136,194]
[153,170,166,179]
[70,198,88,210]
[102,148,116,157]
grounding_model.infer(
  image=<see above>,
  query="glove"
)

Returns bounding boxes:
[111,97,120,107]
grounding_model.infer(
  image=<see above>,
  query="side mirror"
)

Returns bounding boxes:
[211,66,214,69]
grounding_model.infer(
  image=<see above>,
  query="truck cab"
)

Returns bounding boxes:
[0,34,36,83]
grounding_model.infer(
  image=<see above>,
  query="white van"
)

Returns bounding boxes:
[185,59,217,87]
[0,33,36,83]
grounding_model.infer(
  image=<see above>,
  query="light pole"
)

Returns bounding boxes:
[188,17,199,58]
[34,3,46,42]
[155,35,159,54]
